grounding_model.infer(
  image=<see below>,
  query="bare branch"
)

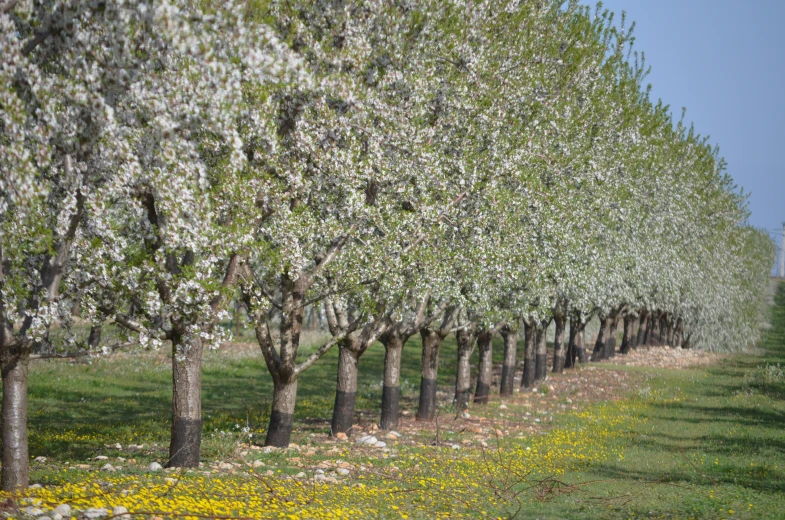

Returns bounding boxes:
[309,222,359,279]
[293,332,346,377]
[209,254,242,315]
[29,341,136,360]
[254,320,281,373]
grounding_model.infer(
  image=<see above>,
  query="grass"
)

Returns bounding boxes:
[2,281,784,518]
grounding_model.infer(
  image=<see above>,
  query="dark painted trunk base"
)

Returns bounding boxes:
[474,381,491,404]
[455,390,471,412]
[331,390,357,436]
[380,385,400,430]
[167,418,202,467]
[535,354,547,381]
[521,359,536,389]
[265,411,294,447]
[416,377,438,421]
[500,364,515,396]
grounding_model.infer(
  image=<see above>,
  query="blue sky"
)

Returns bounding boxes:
[580,0,785,254]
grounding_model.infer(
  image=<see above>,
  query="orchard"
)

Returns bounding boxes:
[1,1,779,518]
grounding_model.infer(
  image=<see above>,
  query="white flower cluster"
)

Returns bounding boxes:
[0,0,774,364]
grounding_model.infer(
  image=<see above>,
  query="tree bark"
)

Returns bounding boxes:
[167,335,203,468]
[552,315,566,373]
[606,316,618,359]
[577,323,589,365]
[88,325,102,349]
[648,313,660,346]
[565,317,578,369]
[620,314,634,354]
[666,317,676,346]
[535,324,548,381]
[417,329,442,421]
[266,378,298,447]
[380,335,404,430]
[591,316,610,361]
[1,349,30,490]
[454,325,476,411]
[636,311,648,347]
[473,329,493,404]
[630,315,639,349]
[331,343,359,436]
[499,325,518,396]
[521,322,536,388]
[658,314,668,345]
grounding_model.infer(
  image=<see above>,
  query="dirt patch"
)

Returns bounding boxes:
[309,363,644,453]
[600,346,726,369]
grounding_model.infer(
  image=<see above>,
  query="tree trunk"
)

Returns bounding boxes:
[648,314,660,346]
[666,318,676,346]
[620,315,634,354]
[576,327,587,363]
[658,312,668,345]
[630,315,639,349]
[331,344,359,436]
[473,329,493,404]
[535,325,548,381]
[606,316,618,359]
[380,335,404,430]
[1,351,30,490]
[591,316,610,361]
[499,326,518,396]
[521,322,536,388]
[88,325,102,349]
[265,377,298,447]
[168,336,203,468]
[565,318,578,369]
[636,312,648,347]
[454,326,475,411]
[416,329,442,421]
[552,315,566,373]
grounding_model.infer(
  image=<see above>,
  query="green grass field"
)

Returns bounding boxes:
[5,282,784,518]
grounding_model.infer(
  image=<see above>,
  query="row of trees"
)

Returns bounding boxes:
[1,0,775,491]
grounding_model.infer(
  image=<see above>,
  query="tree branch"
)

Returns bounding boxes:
[293,332,346,377]
[309,222,359,279]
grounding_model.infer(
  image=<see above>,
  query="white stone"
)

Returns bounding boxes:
[83,508,109,519]
[51,514,63,520]
[387,431,402,437]
[148,462,163,471]
[374,441,387,448]
[217,462,233,470]
[451,444,461,450]
[295,472,306,478]
[315,469,325,475]
[53,504,71,517]
[33,456,46,463]
[29,483,41,488]
[94,455,108,461]
[21,506,43,517]
[337,468,350,476]
[101,463,115,472]
[355,435,377,445]
[112,506,130,519]
[499,404,508,409]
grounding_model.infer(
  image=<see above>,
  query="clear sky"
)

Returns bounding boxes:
[580,0,785,254]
